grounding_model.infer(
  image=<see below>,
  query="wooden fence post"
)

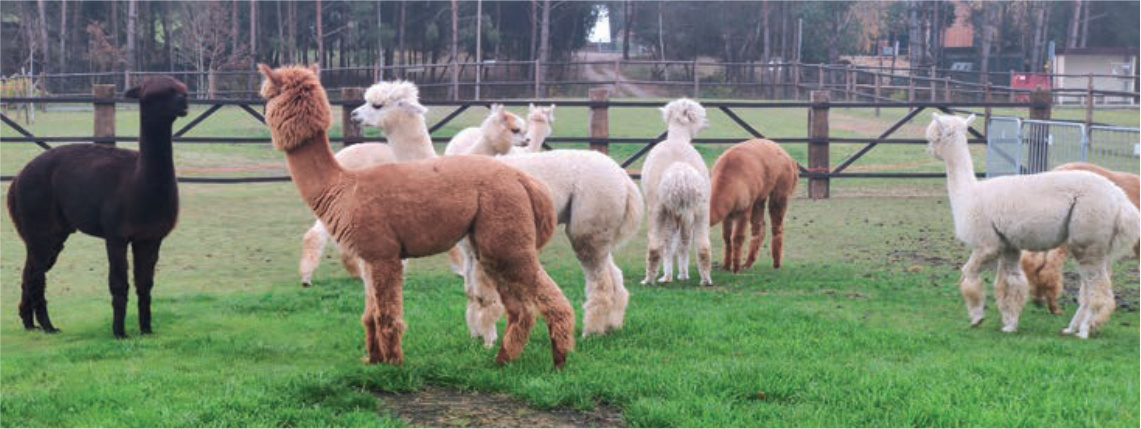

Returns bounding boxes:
[792,61,800,100]
[817,64,824,90]
[1085,73,1094,131]
[692,59,700,97]
[929,66,937,102]
[94,84,115,146]
[613,58,621,96]
[341,87,364,147]
[808,90,830,199]
[874,68,881,116]
[533,59,541,98]
[944,76,951,102]
[589,87,610,155]
[845,64,853,101]
[908,71,915,103]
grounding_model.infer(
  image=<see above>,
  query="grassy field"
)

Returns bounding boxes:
[1,102,1139,427]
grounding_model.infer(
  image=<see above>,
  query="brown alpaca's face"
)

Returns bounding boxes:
[125,76,189,119]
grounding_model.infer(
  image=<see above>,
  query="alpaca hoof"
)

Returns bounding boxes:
[482,338,497,349]
[360,357,379,365]
[301,281,312,288]
[114,333,129,340]
[141,329,153,335]
[1001,325,1018,334]
[640,278,654,286]
[700,280,713,287]
[969,318,984,328]
[1061,327,1075,336]
[43,328,61,334]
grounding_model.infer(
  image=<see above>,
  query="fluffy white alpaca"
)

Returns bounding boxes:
[444,104,529,156]
[445,107,644,343]
[509,104,556,154]
[641,98,714,286]
[928,113,1139,338]
[298,80,436,286]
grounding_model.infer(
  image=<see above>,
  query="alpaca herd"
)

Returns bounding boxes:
[7,67,1139,372]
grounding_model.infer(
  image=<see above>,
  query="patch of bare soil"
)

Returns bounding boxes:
[375,387,624,428]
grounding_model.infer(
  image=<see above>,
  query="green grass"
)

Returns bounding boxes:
[1,180,1138,427]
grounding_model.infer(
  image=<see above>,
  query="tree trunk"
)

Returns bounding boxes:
[450,0,459,98]
[163,2,173,71]
[979,2,999,85]
[622,1,632,60]
[1079,0,1090,48]
[399,0,407,73]
[287,1,297,63]
[58,0,67,74]
[530,0,539,61]
[316,0,323,69]
[1067,0,1081,48]
[37,0,49,74]
[538,0,551,95]
[250,0,257,63]
[127,0,137,86]
[1031,3,1045,72]
[762,1,771,62]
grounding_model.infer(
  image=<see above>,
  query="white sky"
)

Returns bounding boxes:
[588,5,611,44]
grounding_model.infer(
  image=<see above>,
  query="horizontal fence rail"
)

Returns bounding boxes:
[0,88,1062,197]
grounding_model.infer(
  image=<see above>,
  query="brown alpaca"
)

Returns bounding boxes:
[709,139,799,273]
[258,64,575,368]
[1020,162,1140,315]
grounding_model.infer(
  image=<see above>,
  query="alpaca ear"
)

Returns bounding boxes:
[547,104,556,122]
[124,86,142,99]
[490,103,504,114]
[965,114,977,127]
[528,103,536,111]
[308,63,321,75]
[396,100,427,115]
[257,63,279,84]
[930,112,946,127]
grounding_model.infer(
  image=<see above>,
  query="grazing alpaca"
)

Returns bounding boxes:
[709,139,799,273]
[1020,162,1140,315]
[259,64,574,367]
[510,103,556,154]
[641,98,713,286]
[7,76,188,338]
[927,113,1139,338]
[443,104,529,156]
[299,80,438,286]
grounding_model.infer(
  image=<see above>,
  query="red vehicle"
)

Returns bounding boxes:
[1011,73,1052,102]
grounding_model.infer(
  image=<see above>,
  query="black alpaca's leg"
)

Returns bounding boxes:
[105,239,131,339]
[20,235,68,333]
[132,239,162,335]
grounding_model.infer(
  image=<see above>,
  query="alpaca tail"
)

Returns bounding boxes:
[613,176,645,248]
[6,176,25,240]
[1109,200,1141,260]
[658,163,705,227]
[519,173,558,250]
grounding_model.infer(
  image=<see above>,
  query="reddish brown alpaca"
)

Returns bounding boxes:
[258,64,575,368]
[1021,162,1140,315]
[709,139,799,273]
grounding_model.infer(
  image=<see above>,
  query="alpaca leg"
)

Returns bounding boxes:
[359,267,381,363]
[695,210,714,286]
[1042,246,1069,315]
[461,240,502,347]
[768,193,791,269]
[994,250,1029,333]
[132,239,162,335]
[1068,260,1114,339]
[721,212,736,270]
[658,231,677,283]
[494,289,536,366]
[642,212,667,285]
[575,241,614,337]
[960,248,996,327]
[743,199,767,270]
[729,213,748,273]
[19,234,67,332]
[500,263,576,369]
[363,258,406,365]
[447,246,467,278]
[105,239,131,339]
[606,255,630,331]
[299,221,330,287]
[677,222,694,281]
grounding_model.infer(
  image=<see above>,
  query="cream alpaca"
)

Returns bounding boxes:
[259,64,574,368]
[298,81,437,286]
[510,104,556,154]
[444,104,529,156]
[641,98,713,286]
[927,113,1139,339]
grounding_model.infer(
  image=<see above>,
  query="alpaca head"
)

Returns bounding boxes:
[257,64,333,152]
[661,98,708,139]
[125,75,189,121]
[351,80,428,131]
[926,113,976,160]
[481,104,529,152]
[526,103,556,141]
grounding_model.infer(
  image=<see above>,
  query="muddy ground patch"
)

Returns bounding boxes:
[375,387,623,428]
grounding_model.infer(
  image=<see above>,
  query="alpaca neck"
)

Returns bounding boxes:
[285,135,347,215]
[526,125,549,152]
[385,115,437,161]
[135,115,176,186]
[665,124,696,145]
[941,135,978,205]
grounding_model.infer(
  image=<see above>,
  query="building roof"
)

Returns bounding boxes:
[1056,47,1139,57]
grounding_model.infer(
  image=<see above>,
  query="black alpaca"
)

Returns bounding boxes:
[7,76,188,338]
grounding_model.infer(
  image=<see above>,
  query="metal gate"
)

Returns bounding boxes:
[987,117,1139,177]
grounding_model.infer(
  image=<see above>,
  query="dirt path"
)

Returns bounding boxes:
[579,52,662,98]
[376,387,623,428]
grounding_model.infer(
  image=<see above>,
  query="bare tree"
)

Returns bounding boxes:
[450,0,459,98]
[622,1,632,60]
[127,0,138,86]
[249,0,257,63]
[179,1,248,97]
[37,0,49,73]
[1067,0,1082,48]
[978,1,1000,85]
[317,0,324,68]
[58,0,67,74]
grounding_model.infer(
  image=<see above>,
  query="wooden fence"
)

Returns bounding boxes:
[1,87,1053,198]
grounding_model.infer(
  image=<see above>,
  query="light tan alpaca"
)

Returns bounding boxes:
[641,98,714,286]
[259,64,575,368]
[510,104,556,154]
[1020,162,1140,315]
[298,81,438,286]
[709,139,799,273]
[444,104,529,156]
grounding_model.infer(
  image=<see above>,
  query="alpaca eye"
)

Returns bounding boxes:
[512,128,521,133]
[372,103,384,109]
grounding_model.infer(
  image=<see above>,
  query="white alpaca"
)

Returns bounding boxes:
[641,98,713,286]
[928,113,1139,338]
[298,80,436,286]
[443,104,529,156]
[447,107,644,344]
[509,104,556,154]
